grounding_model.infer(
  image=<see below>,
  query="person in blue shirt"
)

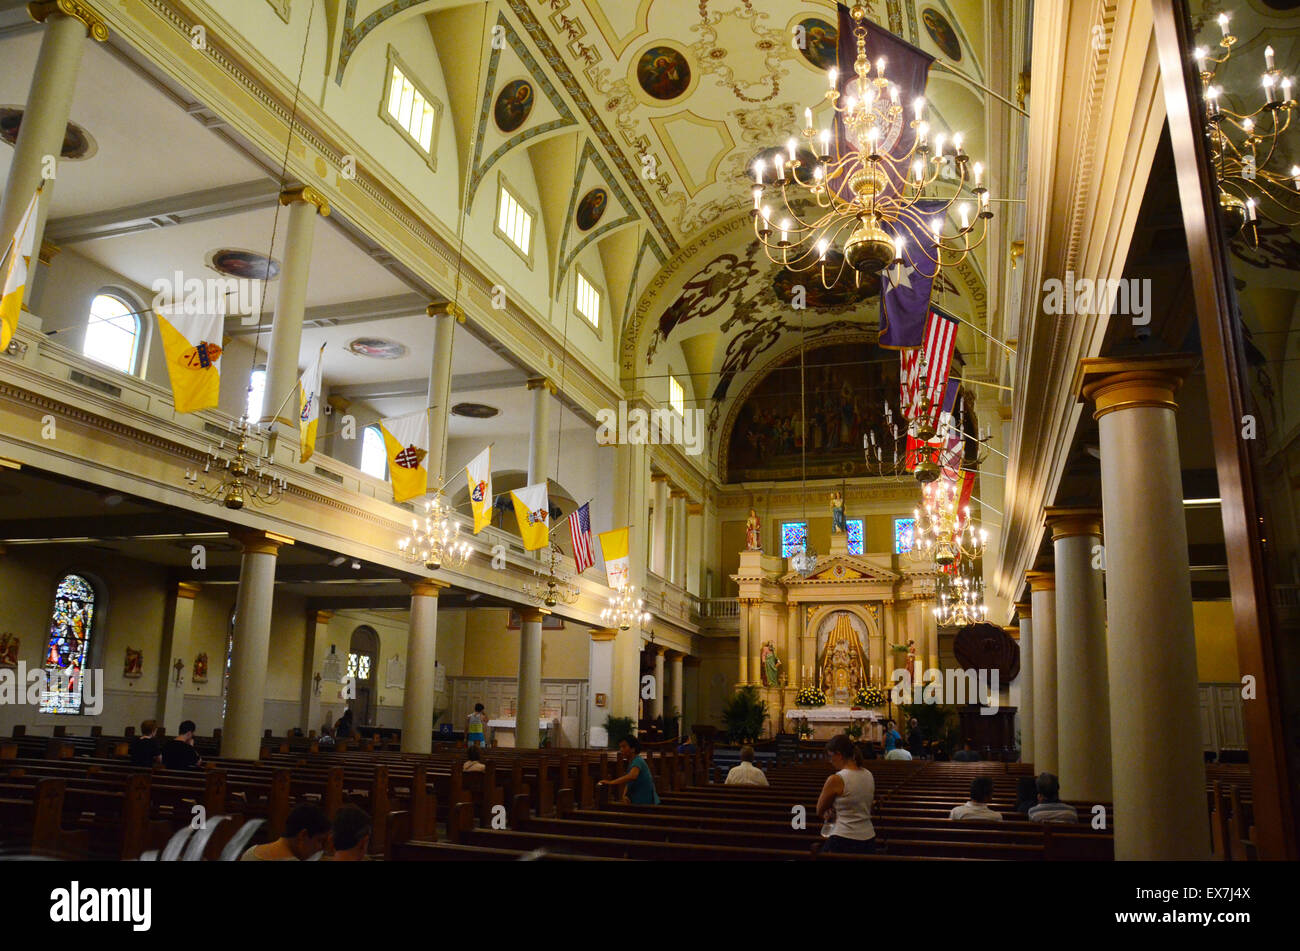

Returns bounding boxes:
[599,736,660,804]
[883,719,902,753]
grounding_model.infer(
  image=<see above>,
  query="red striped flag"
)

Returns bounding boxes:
[901,309,959,431]
[568,502,595,574]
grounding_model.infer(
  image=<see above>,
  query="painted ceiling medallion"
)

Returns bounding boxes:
[793,17,838,71]
[636,46,692,101]
[451,402,500,419]
[0,108,97,159]
[346,337,408,360]
[575,188,607,231]
[207,249,280,281]
[922,8,962,61]
[494,79,534,133]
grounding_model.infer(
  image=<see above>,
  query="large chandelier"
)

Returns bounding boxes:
[1194,13,1298,242]
[933,557,987,627]
[909,478,986,567]
[184,416,286,510]
[397,492,472,571]
[751,1,991,287]
[524,543,579,608]
[601,584,650,631]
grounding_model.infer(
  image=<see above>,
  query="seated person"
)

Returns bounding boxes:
[949,776,1003,821]
[129,719,163,767]
[323,805,371,861]
[724,745,769,786]
[1015,776,1039,815]
[677,733,698,755]
[952,740,981,762]
[161,720,202,770]
[1027,772,1080,823]
[240,804,330,861]
[884,747,913,761]
[462,745,486,772]
[318,725,336,749]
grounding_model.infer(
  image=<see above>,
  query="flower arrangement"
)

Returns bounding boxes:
[853,685,887,708]
[795,716,814,740]
[795,685,827,707]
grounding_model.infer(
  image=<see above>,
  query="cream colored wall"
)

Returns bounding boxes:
[458,607,589,680]
[1193,600,1240,683]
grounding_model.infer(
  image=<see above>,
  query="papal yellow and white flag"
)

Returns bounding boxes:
[298,344,325,463]
[0,187,41,351]
[156,303,224,414]
[510,481,549,551]
[379,411,429,504]
[465,446,492,534]
[598,526,631,590]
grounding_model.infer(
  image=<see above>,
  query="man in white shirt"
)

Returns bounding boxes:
[724,745,769,786]
[949,776,1003,821]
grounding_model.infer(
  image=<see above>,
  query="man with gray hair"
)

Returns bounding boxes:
[1027,772,1079,823]
[724,745,769,786]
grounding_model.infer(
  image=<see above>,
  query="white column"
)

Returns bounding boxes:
[650,475,668,576]
[402,580,445,754]
[223,531,289,759]
[685,502,703,596]
[1080,358,1208,860]
[1027,571,1058,776]
[1048,509,1112,803]
[300,609,332,735]
[669,651,684,728]
[157,582,200,733]
[670,491,687,588]
[260,188,328,431]
[526,378,552,486]
[424,303,460,485]
[0,4,106,268]
[516,607,544,748]
[1016,604,1034,765]
[588,628,617,747]
[650,647,666,720]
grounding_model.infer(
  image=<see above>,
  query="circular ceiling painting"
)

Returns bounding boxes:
[346,337,408,360]
[451,402,500,419]
[0,108,97,159]
[794,18,838,71]
[575,188,607,231]
[494,79,534,133]
[922,8,962,61]
[207,249,280,281]
[771,253,878,309]
[636,45,691,101]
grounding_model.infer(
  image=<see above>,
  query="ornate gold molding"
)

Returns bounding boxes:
[279,185,331,217]
[232,529,293,556]
[518,606,546,623]
[1025,570,1055,593]
[427,300,466,323]
[590,628,618,641]
[1014,601,1032,619]
[28,0,109,41]
[312,609,334,624]
[175,581,201,600]
[408,579,450,598]
[1073,356,1196,420]
[525,377,556,394]
[1044,506,1103,541]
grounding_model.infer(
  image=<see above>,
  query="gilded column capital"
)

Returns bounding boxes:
[590,627,618,641]
[1073,355,1196,420]
[518,606,546,623]
[650,472,671,484]
[525,377,556,394]
[408,579,450,597]
[669,488,688,500]
[312,609,334,625]
[175,581,202,600]
[38,240,60,266]
[279,185,331,217]
[231,529,293,556]
[1004,625,1020,640]
[1025,570,1055,592]
[1014,601,1032,618]
[325,395,351,412]
[686,502,703,515]
[28,0,109,41]
[427,300,466,323]
[1044,506,1103,541]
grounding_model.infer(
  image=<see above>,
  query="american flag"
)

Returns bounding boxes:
[900,308,959,431]
[568,502,595,574]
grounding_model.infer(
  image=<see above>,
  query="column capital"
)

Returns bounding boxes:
[28,1,109,41]
[427,300,466,323]
[650,472,671,484]
[38,240,60,266]
[1044,506,1103,541]
[1004,625,1020,640]
[175,581,202,600]
[669,488,688,500]
[1014,601,1032,618]
[525,377,556,394]
[231,529,293,556]
[326,395,351,413]
[279,185,331,217]
[312,609,334,624]
[518,606,546,623]
[408,579,450,597]
[1073,355,1196,420]
[654,646,668,657]
[590,627,619,641]
[1025,570,1055,592]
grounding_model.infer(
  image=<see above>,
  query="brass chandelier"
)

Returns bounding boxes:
[397,491,472,571]
[933,556,987,627]
[524,542,579,608]
[1194,13,1298,242]
[908,478,986,567]
[184,416,286,510]
[601,583,650,631]
[750,1,991,287]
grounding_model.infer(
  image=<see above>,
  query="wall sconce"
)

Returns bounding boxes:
[172,657,185,687]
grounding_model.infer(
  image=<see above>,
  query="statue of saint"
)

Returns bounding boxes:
[745,508,762,551]
[759,641,782,687]
[830,491,847,534]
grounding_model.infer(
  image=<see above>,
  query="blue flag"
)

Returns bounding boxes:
[878,198,945,349]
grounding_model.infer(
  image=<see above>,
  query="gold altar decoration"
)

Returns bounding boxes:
[818,612,869,705]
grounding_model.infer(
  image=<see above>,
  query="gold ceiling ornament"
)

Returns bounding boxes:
[397,491,472,572]
[908,478,986,568]
[524,543,579,608]
[184,417,286,510]
[1193,14,1297,242]
[749,0,991,288]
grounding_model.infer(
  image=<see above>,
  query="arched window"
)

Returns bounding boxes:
[245,367,266,422]
[83,293,140,374]
[361,425,388,480]
[40,573,97,715]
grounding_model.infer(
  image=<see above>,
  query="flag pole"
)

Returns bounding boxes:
[266,341,326,426]
[430,442,496,494]
[548,497,594,536]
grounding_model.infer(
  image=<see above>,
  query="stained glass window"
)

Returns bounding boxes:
[894,517,916,554]
[40,574,96,715]
[846,519,864,555]
[222,611,234,720]
[781,522,807,558]
[346,652,373,681]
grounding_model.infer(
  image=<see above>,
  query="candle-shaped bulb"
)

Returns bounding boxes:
[1243,117,1254,133]
[780,219,791,242]
[980,190,990,209]
[931,216,942,239]
[959,203,970,229]
[876,56,886,75]
[889,84,899,103]
[828,66,838,89]
[753,156,764,182]
[1264,73,1277,101]
[1194,46,1208,72]
[934,132,946,155]
[805,107,813,129]
[914,96,926,122]
[820,128,831,154]
[814,164,825,182]
[1266,45,1275,71]
[1218,12,1230,38]
[894,235,904,261]
[752,186,761,210]
[953,132,964,154]
[1291,165,1300,187]
[787,137,797,162]
[761,205,771,227]
[913,158,924,183]
[972,161,983,187]
[817,237,829,260]
[867,125,879,147]
[1246,198,1257,221]
[1283,76,1294,101]
[846,95,856,112]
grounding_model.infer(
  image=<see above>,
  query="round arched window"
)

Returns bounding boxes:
[83,293,140,374]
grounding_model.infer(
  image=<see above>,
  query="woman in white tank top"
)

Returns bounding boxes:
[816,734,876,854]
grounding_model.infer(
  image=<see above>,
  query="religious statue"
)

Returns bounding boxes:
[745,508,762,551]
[0,633,18,669]
[906,639,918,671]
[830,490,847,534]
[123,647,143,679]
[818,612,868,706]
[759,640,782,687]
[192,652,209,684]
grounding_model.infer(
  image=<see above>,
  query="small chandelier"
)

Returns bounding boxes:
[1193,14,1297,242]
[601,583,650,631]
[184,416,286,510]
[864,400,908,479]
[751,0,991,288]
[933,557,988,627]
[909,479,986,567]
[397,491,472,571]
[524,543,579,608]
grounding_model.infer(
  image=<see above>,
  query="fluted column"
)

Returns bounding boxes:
[1026,571,1058,776]
[516,607,544,748]
[669,651,684,730]
[402,580,447,754]
[424,302,462,486]
[261,187,329,430]
[1015,602,1034,765]
[650,647,666,720]
[1047,507,1112,803]
[0,3,106,276]
[301,609,332,735]
[157,582,200,732]
[650,475,669,576]
[224,530,291,759]
[670,490,688,589]
[1078,356,1208,859]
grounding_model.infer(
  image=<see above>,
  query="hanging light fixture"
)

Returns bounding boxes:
[602,583,650,631]
[908,478,987,567]
[397,491,472,571]
[524,543,579,608]
[184,416,286,509]
[933,556,988,626]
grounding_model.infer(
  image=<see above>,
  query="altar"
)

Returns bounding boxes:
[487,716,561,747]
[785,707,884,742]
